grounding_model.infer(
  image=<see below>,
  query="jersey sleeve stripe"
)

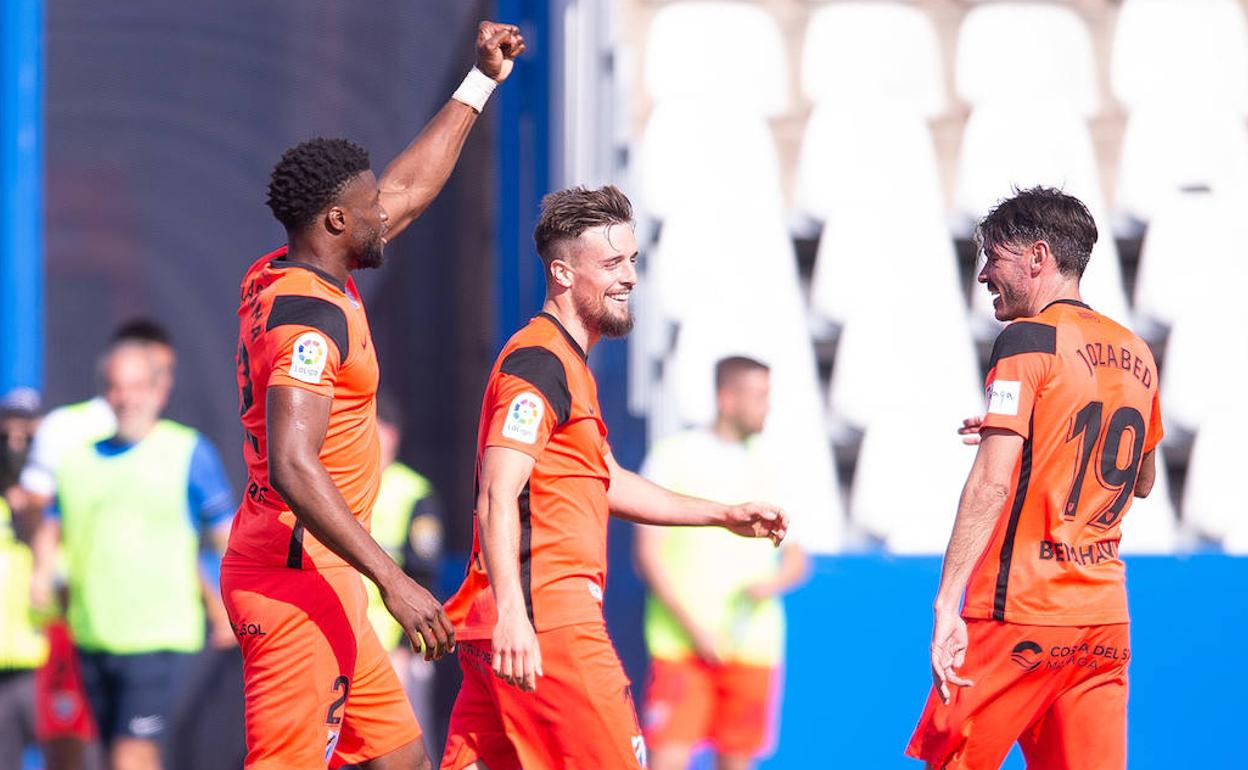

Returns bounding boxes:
[266,294,349,360]
[518,482,535,625]
[993,415,1035,621]
[989,321,1057,369]
[499,346,573,424]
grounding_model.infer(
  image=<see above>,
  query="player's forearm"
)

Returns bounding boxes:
[271,457,403,588]
[609,467,727,527]
[476,488,529,619]
[377,101,478,238]
[934,478,1010,612]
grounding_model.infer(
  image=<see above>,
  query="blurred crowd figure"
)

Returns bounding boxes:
[636,356,809,770]
[1,321,243,770]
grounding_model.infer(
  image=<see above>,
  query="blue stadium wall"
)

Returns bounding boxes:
[756,555,1245,768]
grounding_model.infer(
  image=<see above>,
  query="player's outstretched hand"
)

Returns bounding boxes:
[476,21,526,83]
[958,416,985,446]
[381,576,456,662]
[930,607,974,703]
[722,502,788,547]
[492,609,543,692]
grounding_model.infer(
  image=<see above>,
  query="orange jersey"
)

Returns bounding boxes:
[445,313,612,639]
[226,246,381,570]
[964,300,1163,625]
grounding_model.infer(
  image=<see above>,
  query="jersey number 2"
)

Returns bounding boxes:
[1062,401,1146,530]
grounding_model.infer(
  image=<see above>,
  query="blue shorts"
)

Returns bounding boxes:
[77,649,192,743]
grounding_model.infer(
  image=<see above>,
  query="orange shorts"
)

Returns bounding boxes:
[441,622,646,770]
[642,656,775,756]
[221,560,421,770]
[907,619,1129,770]
[34,620,96,741]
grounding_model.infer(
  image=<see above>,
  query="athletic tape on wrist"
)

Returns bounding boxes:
[452,66,498,113]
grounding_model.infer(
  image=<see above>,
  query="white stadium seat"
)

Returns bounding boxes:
[956,2,1099,117]
[1134,191,1248,327]
[955,105,1106,226]
[810,205,964,328]
[1183,406,1248,546]
[637,101,785,221]
[828,292,983,431]
[794,104,946,223]
[1160,307,1248,433]
[850,410,975,554]
[644,1,789,116]
[1114,105,1248,225]
[1111,0,1248,114]
[647,212,804,329]
[802,1,946,116]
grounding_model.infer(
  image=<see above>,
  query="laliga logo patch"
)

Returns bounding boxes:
[289,332,329,384]
[502,392,543,444]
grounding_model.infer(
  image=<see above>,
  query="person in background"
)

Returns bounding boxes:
[43,341,233,770]
[0,388,47,766]
[22,319,175,770]
[636,356,809,770]
[364,394,445,756]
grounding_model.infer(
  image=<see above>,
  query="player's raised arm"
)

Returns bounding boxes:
[605,452,788,546]
[929,427,1023,702]
[266,385,455,659]
[377,20,525,240]
[476,445,544,691]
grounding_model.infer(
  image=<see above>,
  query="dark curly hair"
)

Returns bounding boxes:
[266,138,371,232]
[977,186,1098,278]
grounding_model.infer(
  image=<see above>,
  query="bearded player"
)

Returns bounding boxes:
[220,22,524,770]
[907,187,1164,769]
[440,185,789,770]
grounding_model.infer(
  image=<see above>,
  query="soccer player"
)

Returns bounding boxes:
[440,186,789,770]
[906,187,1164,770]
[636,356,808,770]
[220,21,524,770]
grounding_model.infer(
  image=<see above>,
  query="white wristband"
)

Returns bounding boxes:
[452,67,498,113]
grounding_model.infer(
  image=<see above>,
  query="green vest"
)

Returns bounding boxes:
[641,432,787,666]
[0,497,48,669]
[365,462,433,650]
[57,420,204,654]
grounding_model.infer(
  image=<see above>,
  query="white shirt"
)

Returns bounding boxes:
[19,396,117,498]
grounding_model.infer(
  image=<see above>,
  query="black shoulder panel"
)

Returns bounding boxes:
[266,295,349,360]
[500,346,572,424]
[989,321,1057,370]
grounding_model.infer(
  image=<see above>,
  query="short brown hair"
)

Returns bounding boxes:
[533,185,634,266]
[977,186,1098,277]
[715,355,770,390]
